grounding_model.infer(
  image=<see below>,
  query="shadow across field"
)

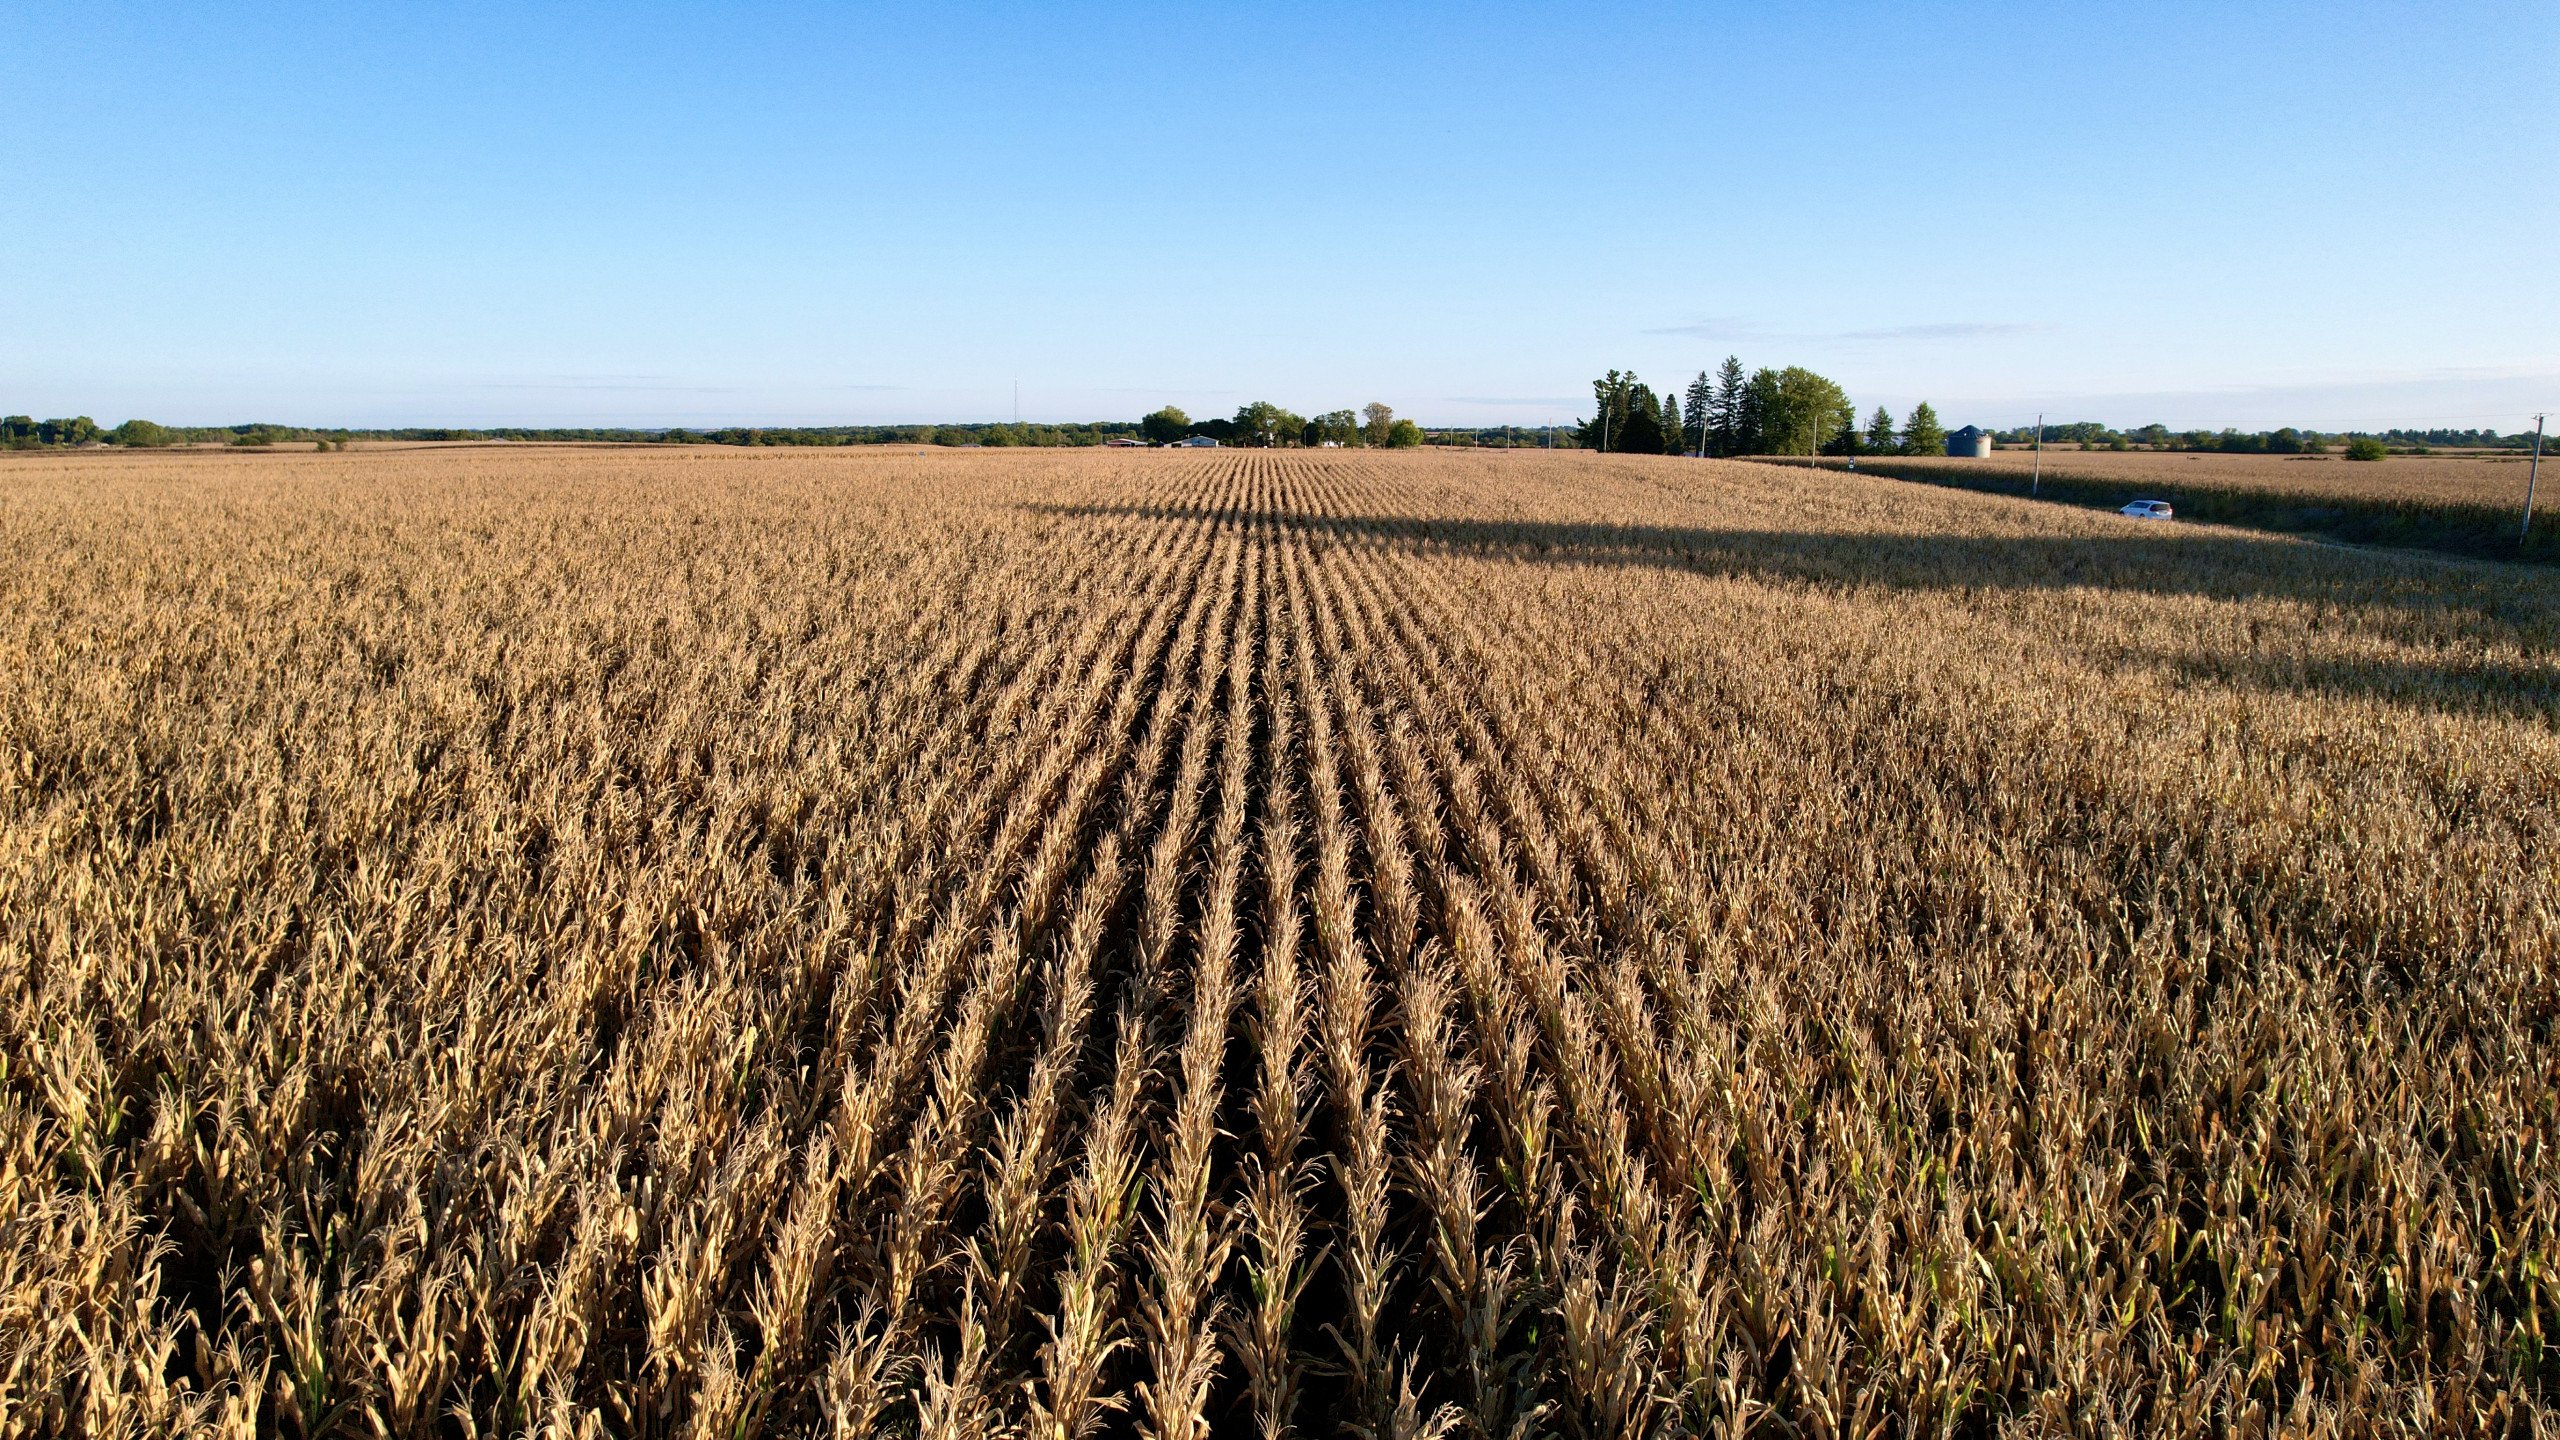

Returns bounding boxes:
[1031,500,2560,721]
[1033,499,2543,604]
[1765,456,2560,565]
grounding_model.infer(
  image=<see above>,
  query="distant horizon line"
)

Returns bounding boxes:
[14,406,2543,434]
[9,413,2546,447]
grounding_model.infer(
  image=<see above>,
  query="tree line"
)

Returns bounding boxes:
[659,422,1143,447]
[1578,359,1949,459]
[1985,422,2329,454]
[1988,422,2548,455]
[1140,401,1424,448]
[2,416,107,447]
[0,418,1155,449]
[2379,427,2549,450]
[9,405,2537,455]
[5,417,371,449]
[1568,365,2549,461]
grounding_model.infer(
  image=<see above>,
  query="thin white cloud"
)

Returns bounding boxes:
[474,378,732,393]
[1832,322,2037,341]
[1643,317,1769,342]
[1645,319,2038,343]
[471,378,903,393]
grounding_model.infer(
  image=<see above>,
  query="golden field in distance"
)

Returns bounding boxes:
[3,445,2555,1436]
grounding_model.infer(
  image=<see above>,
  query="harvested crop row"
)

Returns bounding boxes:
[0,443,2553,1438]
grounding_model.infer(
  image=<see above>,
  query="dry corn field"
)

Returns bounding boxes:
[6,445,2559,1438]
[1870,450,2545,509]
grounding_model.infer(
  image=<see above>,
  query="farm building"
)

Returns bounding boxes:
[1946,426,1992,458]
[1175,436,1221,448]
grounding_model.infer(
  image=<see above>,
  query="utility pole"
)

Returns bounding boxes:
[1013,380,1020,425]
[2031,414,2045,497]
[2526,412,2546,546]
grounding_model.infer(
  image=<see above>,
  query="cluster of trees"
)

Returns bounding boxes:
[1,416,103,448]
[2380,427,2549,449]
[2182,427,2326,455]
[1990,420,2128,448]
[1141,401,1423,448]
[0,418,1165,449]
[1579,360,1950,459]
[1983,423,2547,456]
[661,422,1142,447]
[4,416,352,448]
[1988,422,2328,454]
[1415,425,1581,447]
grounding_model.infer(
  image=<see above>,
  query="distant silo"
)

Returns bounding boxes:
[1946,425,1992,458]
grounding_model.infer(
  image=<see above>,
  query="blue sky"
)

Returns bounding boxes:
[6,1,2555,431]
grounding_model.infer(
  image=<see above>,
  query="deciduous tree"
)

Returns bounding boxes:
[1234,401,1306,447]
[1768,369,1849,457]
[1362,403,1395,448]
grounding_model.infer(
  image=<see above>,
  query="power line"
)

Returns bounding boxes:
[2526,414,2546,545]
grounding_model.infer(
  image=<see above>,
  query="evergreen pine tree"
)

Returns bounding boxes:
[1902,402,1945,456]
[1582,370,1639,450]
[1683,372,1713,455]
[1708,355,1746,455]
[1659,391,1684,455]
[1619,384,1667,454]
[1864,405,1897,454]
[1606,371,1634,450]
[1737,368,1782,455]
